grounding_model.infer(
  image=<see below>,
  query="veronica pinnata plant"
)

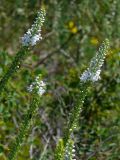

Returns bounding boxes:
[8,75,46,160]
[55,39,110,159]
[0,8,46,94]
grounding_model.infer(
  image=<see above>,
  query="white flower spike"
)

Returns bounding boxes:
[28,75,46,96]
[21,9,46,47]
[80,39,110,82]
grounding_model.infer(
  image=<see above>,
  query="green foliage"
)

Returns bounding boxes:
[0,0,120,160]
[0,47,29,93]
[8,95,41,160]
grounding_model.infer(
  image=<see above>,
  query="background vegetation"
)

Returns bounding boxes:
[0,0,120,159]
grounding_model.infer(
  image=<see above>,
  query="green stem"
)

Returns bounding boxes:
[0,47,28,94]
[55,83,89,160]
[63,83,88,147]
[7,96,40,160]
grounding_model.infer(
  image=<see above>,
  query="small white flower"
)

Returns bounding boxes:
[37,80,46,95]
[30,33,42,46]
[91,69,101,82]
[21,32,31,46]
[80,70,92,82]
[80,69,101,82]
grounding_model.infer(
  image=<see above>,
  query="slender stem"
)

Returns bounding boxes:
[0,47,28,94]
[39,139,49,160]
[63,83,88,147]
[7,96,40,160]
[54,83,89,160]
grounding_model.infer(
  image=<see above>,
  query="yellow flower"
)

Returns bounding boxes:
[68,21,74,28]
[71,26,78,34]
[90,37,99,45]
[68,21,78,34]
[107,48,120,59]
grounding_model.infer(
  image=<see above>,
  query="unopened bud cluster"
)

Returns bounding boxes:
[64,140,76,160]
[21,9,46,46]
[80,39,110,82]
[28,75,46,96]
